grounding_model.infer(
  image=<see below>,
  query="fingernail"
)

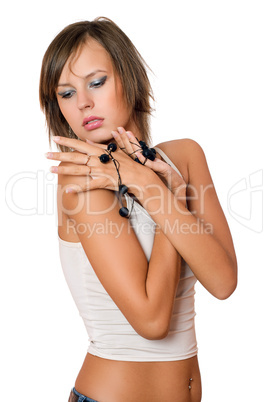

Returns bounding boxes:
[53,136,61,142]
[50,166,58,173]
[126,131,132,139]
[65,187,75,193]
[111,131,118,138]
[117,127,124,134]
[45,152,53,158]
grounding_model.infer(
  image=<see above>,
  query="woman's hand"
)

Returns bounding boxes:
[46,127,186,208]
[114,129,187,205]
[46,133,150,194]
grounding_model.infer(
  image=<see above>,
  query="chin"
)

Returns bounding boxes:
[86,131,114,144]
[84,135,112,145]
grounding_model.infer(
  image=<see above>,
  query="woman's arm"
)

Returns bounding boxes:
[51,134,237,300]
[101,130,237,300]
[136,139,238,300]
[58,170,180,340]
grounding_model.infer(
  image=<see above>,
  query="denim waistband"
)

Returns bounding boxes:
[72,387,99,402]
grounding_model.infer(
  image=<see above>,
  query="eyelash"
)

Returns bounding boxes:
[59,76,108,99]
[89,76,107,89]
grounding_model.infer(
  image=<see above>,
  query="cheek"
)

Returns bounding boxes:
[109,79,130,117]
[112,92,131,120]
[57,98,66,117]
[57,100,75,123]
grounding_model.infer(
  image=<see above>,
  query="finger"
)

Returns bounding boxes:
[125,130,141,156]
[135,152,171,173]
[111,129,127,152]
[45,151,90,165]
[118,127,140,156]
[115,127,141,159]
[53,136,101,156]
[50,164,91,176]
[135,151,150,166]
[144,157,170,174]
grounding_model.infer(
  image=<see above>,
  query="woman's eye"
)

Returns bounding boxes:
[89,76,107,89]
[57,76,107,98]
[58,90,75,99]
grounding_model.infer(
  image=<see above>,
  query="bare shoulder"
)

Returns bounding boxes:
[57,161,117,217]
[155,138,204,157]
[155,139,207,184]
[57,162,120,242]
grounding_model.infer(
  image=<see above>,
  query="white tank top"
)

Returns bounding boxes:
[58,147,198,361]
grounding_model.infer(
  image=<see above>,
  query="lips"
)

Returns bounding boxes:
[82,116,104,131]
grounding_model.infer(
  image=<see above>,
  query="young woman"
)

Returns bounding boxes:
[40,17,237,402]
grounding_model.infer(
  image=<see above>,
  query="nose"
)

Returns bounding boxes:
[77,90,94,110]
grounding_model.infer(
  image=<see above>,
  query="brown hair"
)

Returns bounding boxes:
[39,17,154,151]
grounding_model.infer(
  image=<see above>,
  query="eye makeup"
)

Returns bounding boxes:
[89,75,107,89]
[57,89,75,99]
[57,75,108,99]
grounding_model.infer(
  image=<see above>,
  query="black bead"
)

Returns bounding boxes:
[99,153,110,163]
[151,147,156,155]
[119,207,129,217]
[107,143,117,152]
[147,152,156,161]
[119,184,128,195]
[142,148,156,161]
[139,140,148,150]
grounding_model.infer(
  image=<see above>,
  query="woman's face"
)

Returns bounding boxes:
[56,39,136,144]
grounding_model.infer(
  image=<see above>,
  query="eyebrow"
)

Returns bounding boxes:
[57,69,108,87]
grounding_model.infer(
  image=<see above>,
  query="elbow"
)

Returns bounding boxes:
[214,280,237,300]
[147,324,170,340]
[214,263,238,301]
[141,327,169,341]
[137,318,170,340]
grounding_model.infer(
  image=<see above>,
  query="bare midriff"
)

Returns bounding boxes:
[74,353,202,402]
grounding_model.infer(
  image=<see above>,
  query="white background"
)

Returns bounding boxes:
[1,1,267,401]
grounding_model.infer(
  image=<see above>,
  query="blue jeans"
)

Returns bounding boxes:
[68,387,99,402]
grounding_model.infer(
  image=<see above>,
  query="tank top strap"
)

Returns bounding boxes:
[154,146,183,178]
